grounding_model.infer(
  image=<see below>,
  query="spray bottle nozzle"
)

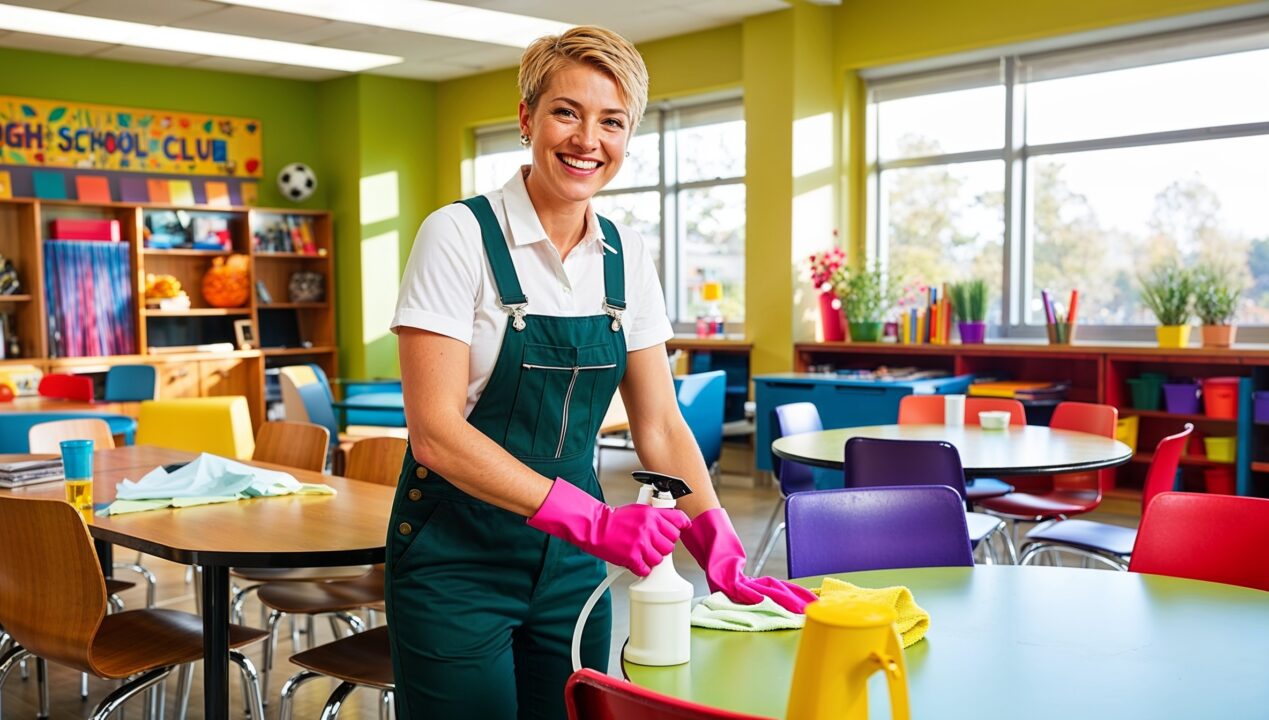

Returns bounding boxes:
[631,471,693,500]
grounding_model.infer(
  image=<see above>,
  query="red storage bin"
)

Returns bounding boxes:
[49,218,120,241]
[1202,377,1240,419]
[1204,467,1236,495]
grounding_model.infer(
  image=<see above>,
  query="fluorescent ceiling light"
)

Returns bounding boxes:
[217,0,573,48]
[0,4,401,72]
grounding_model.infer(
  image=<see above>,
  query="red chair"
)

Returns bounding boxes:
[964,397,1026,426]
[565,668,771,720]
[897,395,1018,503]
[979,401,1117,522]
[897,395,942,423]
[37,373,94,402]
[1129,492,1269,592]
[1018,424,1193,569]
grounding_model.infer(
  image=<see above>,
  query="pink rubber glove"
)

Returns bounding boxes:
[681,507,817,614]
[527,479,691,577]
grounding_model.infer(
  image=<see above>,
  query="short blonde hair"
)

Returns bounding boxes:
[519,26,649,130]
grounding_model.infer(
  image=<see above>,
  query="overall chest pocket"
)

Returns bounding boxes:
[506,342,619,460]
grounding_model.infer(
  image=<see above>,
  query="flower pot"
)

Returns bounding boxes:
[848,321,883,342]
[1155,325,1191,348]
[957,321,986,344]
[1200,324,1236,348]
[818,291,845,342]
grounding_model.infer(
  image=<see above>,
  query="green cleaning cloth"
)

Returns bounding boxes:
[690,592,806,631]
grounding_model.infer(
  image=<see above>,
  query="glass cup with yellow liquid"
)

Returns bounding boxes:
[60,439,95,521]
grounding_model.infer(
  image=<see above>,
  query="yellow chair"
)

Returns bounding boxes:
[136,397,255,459]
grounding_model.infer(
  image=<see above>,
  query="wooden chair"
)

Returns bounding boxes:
[344,436,408,486]
[252,420,330,472]
[279,626,394,720]
[0,496,268,719]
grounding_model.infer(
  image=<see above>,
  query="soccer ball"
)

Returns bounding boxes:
[277,162,317,202]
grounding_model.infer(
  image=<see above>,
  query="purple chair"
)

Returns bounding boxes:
[785,485,974,579]
[750,402,822,575]
[843,437,1017,563]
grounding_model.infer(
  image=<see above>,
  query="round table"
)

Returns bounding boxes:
[771,424,1133,477]
[623,565,1269,719]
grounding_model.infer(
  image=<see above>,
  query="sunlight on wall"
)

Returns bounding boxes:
[792,184,835,342]
[360,171,400,225]
[361,230,400,344]
[792,112,833,178]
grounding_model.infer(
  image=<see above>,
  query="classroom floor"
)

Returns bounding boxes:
[0,443,1138,718]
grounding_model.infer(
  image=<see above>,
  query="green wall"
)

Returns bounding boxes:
[0,47,327,209]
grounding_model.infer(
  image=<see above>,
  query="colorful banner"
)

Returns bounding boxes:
[0,96,261,177]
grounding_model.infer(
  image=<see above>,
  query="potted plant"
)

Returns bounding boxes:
[804,247,847,341]
[1192,263,1242,348]
[832,264,895,342]
[1138,264,1194,348]
[949,279,988,344]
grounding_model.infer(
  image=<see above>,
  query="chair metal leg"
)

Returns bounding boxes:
[748,496,787,575]
[36,657,50,718]
[192,566,203,616]
[20,657,28,680]
[328,614,344,641]
[378,690,393,720]
[0,644,32,718]
[336,612,366,635]
[306,615,317,649]
[112,562,158,608]
[367,609,378,628]
[231,584,263,626]
[1018,542,1128,571]
[109,595,126,613]
[82,672,90,699]
[230,649,266,720]
[262,609,284,706]
[320,681,358,720]
[89,667,171,720]
[174,663,194,720]
[278,670,323,720]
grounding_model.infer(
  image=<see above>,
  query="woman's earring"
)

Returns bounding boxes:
[625,150,630,158]
[520,134,531,147]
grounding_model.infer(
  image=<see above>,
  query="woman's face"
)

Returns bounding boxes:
[519,61,630,204]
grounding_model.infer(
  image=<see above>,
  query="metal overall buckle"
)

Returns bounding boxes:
[604,304,624,332]
[504,302,528,332]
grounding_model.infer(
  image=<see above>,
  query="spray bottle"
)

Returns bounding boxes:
[571,471,695,671]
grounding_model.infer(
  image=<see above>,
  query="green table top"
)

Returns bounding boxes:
[623,565,1269,719]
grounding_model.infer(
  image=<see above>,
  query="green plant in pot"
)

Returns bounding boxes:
[948,279,988,344]
[1193,262,1242,348]
[1138,264,1194,348]
[831,264,895,342]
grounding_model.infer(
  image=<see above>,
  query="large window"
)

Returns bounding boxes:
[866,19,1269,338]
[473,97,746,326]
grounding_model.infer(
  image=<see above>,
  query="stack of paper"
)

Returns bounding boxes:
[0,455,64,488]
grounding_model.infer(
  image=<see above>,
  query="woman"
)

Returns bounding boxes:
[387,25,815,720]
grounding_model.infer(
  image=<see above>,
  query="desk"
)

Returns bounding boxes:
[1,396,139,415]
[771,424,1132,477]
[0,445,393,720]
[624,565,1269,719]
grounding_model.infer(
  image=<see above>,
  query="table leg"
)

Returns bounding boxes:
[200,564,230,720]
[93,539,113,578]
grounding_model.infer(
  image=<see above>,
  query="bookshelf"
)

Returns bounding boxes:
[0,197,339,428]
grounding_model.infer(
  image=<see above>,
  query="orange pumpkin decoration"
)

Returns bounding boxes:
[202,254,250,308]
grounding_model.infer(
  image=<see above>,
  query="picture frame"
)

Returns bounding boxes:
[233,319,256,350]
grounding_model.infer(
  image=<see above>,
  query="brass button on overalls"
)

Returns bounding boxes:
[415,466,429,480]
[398,522,413,535]
[407,488,423,501]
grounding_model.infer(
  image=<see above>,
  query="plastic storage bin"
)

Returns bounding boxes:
[1201,377,1240,419]
[1203,436,1236,463]
[1204,467,1236,495]
[1255,391,1269,424]
[1163,382,1201,415]
[1115,416,1139,454]
[1126,374,1165,410]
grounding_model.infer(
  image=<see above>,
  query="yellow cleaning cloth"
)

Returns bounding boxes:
[816,577,930,648]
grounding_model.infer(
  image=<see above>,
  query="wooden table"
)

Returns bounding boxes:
[624,565,1269,719]
[0,445,393,720]
[771,424,1133,477]
[0,396,139,415]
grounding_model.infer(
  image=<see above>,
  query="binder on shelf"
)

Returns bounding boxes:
[50,219,120,242]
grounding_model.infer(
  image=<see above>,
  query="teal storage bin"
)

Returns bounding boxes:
[1126,375,1164,410]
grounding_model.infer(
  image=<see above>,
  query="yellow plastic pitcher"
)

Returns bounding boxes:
[786,599,910,720]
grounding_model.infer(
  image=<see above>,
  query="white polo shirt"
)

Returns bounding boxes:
[391,168,673,417]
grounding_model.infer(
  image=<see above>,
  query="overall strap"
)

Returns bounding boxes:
[457,196,528,330]
[596,215,626,332]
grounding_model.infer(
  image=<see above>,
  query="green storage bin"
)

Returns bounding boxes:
[1126,376,1164,410]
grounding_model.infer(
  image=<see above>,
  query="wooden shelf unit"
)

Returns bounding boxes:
[796,341,1269,504]
[0,197,340,428]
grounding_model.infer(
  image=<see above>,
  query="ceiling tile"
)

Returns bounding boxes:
[0,0,81,9]
[184,55,284,75]
[62,0,217,25]
[91,44,205,65]
[262,64,344,81]
[0,31,108,55]
[171,5,335,39]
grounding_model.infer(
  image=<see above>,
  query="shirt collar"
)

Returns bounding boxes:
[501,167,617,254]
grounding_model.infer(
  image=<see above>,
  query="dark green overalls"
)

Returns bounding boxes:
[385,196,628,719]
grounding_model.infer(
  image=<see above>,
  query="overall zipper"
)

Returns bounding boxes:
[522,362,618,457]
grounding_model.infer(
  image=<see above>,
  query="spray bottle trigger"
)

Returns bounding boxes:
[631,471,693,500]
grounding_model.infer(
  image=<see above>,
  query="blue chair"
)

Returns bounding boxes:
[103,365,158,402]
[750,402,821,575]
[0,412,137,453]
[675,370,725,479]
[843,437,1017,563]
[785,485,974,579]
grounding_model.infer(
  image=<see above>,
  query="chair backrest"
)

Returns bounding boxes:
[277,365,340,441]
[843,437,967,499]
[253,420,330,472]
[0,496,107,674]
[897,395,943,424]
[103,364,158,402]
[1050,401,1117,437]
[676,371,725,467]
[785,485,974,579]
[565,668,769,720]
[772,402,821,496]
[1129,492,1269,592]
[37,373,94,402]
[136,397,256,459]
[1141,424,1194,510]
[964,397,1026,426]
[28,418,116,454]
[345,437,408,486]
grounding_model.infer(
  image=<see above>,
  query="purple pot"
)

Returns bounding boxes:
[1163,382,1202,415]
[1255,391,1269,424]
[958,321,987,344]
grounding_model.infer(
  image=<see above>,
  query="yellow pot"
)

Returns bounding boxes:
[1156,325,1191,348]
